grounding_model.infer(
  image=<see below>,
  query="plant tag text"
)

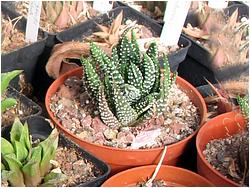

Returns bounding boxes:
[25,1,42,43]
[160,0,191,46]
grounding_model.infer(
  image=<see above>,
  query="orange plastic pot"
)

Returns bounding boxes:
[196,111,246,186]
[46,67,207,174]
[101,165,214,187]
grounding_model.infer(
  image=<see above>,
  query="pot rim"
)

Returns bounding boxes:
[46,67,207,152]
[196,111,245,186]
[101,164,214,186]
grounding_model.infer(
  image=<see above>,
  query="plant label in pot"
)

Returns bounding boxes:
[161,0,191,46]
[25,1,42,42]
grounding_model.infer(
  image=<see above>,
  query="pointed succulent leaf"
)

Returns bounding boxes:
[133,93,158,114]
[98,86,121,128]
[111,47,119,67]
[1,137,15,156]
[41,168,68,186]
[3,154,25,187]
[146,41,158,59]
[81,56,101,99]
[237,95,249,117]
[1,70,22,93]
[112,82,138,126]
[127,63,143,90]
[141,53,156,96]
[117,35,132,64]
[147,42,160,92]
[13,140,29,162]
[1,98,17,113]
[22,146,42,186]
[107,57,125,91]
[39,129,59,177]
[22,160,42,186]
[131,30,141,63]
[124,84,141,103]
[10,118,24,145]
[19,122,32,152]
[90,42,108,71]
[156,55,175,115]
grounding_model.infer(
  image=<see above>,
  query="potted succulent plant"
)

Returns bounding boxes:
[1,70,41,127]
[45,28,206,174]
[101,165,214,187]
[1,116,111,187]
[196,96,249,186]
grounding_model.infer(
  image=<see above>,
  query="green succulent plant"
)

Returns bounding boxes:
[1,118,67,186]
[1,70,22,113]
[81,30,177,127]
[237,95,249,118]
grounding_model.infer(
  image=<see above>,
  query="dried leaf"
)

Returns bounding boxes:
[54,1,63,16]
[76,1,84,15]
[228,9,238,29]
[97,24,109,33]
[45,2,58,24]
[55,2,70,29]
[92,32,110,39]
[46,41,112,79]
[182,23,209,39]
[110,10,123,35]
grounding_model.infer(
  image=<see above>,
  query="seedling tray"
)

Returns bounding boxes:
[1,3,47,90]
[2,86,42,127]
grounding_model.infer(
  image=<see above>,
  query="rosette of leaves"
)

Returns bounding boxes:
[1,118,67,186]
[1,70,22,113]
[81,30,177,127]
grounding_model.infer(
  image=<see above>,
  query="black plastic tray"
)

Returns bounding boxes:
[183,3,249,71]
[57,6,191,72]
[1,116,111,187]
[2,86,42,127]
[1,3,48,90]
[177,56,217,87]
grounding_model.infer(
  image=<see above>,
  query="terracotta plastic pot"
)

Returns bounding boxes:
[196,111,246,186]
[46,67,207,174]
[101,165,214,187]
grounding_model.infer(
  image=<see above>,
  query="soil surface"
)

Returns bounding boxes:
[137,179,183,187]
[204,129,249,186]
[55,146,102,186]
[50,76,200,149]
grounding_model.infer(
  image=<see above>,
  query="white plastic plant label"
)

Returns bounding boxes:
[160,0,191,46]
[25,1,42,43]
[208,0,228,9]
[93,0,113,14]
